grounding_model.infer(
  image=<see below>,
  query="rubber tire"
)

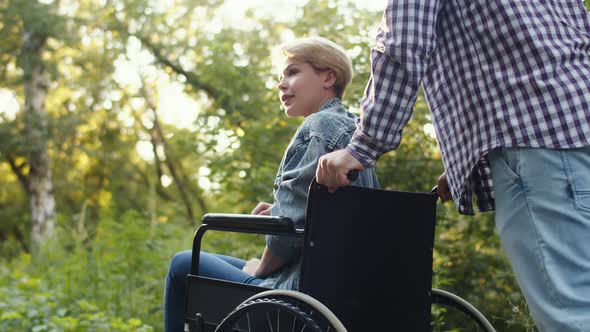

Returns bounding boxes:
[216,289,347,332]
[431,288,496,332]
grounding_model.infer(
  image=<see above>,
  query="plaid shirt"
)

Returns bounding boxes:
[347,0,590,215]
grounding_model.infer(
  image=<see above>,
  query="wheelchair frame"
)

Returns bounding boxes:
[183,182,496,331]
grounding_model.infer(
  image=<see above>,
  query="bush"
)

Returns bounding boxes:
[0,210,179,331]
[0,208,265,332]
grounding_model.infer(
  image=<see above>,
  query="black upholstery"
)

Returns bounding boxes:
[299,182,437,331]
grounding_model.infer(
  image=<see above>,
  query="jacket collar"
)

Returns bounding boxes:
[319,98,342,112]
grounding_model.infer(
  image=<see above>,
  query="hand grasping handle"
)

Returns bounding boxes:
[316,149,364,192]
[436,172,452,203]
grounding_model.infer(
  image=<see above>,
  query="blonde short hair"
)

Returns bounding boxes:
[278,37,353,99]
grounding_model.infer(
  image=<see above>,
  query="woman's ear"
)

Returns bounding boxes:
[323,69,337,89]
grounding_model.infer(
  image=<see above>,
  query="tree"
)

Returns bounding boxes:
[0,0,62,252]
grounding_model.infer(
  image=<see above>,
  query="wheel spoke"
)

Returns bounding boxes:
[216,297,327,332]
[266,312,275,332]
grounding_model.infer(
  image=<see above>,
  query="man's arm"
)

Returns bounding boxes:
[317,0,441,190]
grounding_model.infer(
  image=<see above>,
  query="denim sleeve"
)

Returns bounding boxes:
[266,136,328,262]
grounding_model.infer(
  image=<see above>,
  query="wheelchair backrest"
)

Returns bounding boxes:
[299,181,437,331]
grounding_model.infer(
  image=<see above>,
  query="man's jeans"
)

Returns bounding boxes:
[163,251,264,332]
[489,147,590,331]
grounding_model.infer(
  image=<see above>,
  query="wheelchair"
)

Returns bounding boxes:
[184,180,497,331]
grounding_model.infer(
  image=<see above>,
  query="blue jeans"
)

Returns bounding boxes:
[163,250,264,332]
[489,147,590,331]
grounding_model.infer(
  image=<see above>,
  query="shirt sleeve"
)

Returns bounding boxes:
[348,0,442,168]
[266,135,328,262]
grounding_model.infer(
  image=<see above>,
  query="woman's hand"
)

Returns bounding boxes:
[251,202,273,215]
[437,172,452,203]
[245,203,273,277]
[242,258,261,276]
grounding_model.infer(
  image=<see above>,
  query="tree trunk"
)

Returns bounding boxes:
[21,28,56,252]
[151,109,197,227]
[138,78,208,226]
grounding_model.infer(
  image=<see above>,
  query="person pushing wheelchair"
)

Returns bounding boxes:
[316,1,590,331]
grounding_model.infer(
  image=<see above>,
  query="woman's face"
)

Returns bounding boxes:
[277,58,334,118]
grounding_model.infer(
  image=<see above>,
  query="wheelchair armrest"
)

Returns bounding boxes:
[202,213,297,235]
[191,213,300,275]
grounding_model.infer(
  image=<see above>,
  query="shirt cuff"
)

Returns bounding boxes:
[346,129,384,168]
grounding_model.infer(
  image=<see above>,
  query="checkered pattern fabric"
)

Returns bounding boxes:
[347,0,590,214]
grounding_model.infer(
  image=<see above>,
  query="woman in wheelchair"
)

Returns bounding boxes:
[163,37,380,332]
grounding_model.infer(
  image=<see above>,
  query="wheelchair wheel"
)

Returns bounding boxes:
[215,290,347,332]
[431,288,496,332]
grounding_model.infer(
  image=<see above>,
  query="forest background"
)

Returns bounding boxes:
[3,0,590,331]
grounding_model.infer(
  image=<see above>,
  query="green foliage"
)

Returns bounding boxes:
[0,207,264,332]
[1,0,567,330]
[0,273,153,331]
[0,211,165,331]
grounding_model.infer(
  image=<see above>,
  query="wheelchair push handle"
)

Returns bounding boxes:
[346,170,359,182]
[333,171,439,197]
[315,171,437,197]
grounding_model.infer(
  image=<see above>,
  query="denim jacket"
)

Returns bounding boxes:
[258,98,380,290]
